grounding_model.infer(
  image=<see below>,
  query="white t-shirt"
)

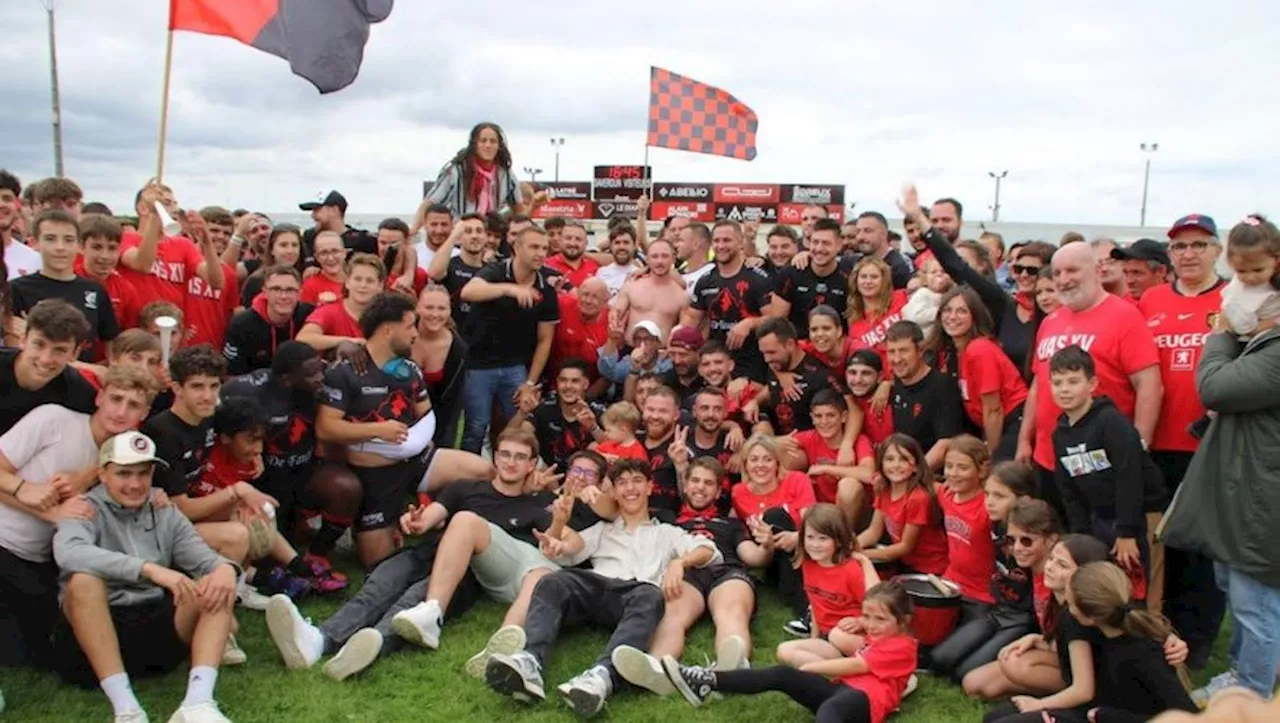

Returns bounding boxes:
[597,262,642,297]
[682,263,715,301]
[5,239,41,280]
[414,241,460,272]
[0,405,98,562]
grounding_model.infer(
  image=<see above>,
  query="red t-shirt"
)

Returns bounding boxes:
[305,303,363,339]
[958,336,1029,428]
[913,250,934,270]
[191,444,257,498]
[301,273,344,306]
[874,485,948,575]
[185,262,238,350]
[853,395,895,446]
[1029,295,1159,468]
[1032,572,1052,632]
[1138,282,1224,453]
[847,290,909,371]
[799,337,864,380]
[794,430,874,503]
[802,558,867,636]
[545,254,601,289]
[837,633,919,723]
[594,439,648,461]
[75,257,143,330]
[117,231,205,308]
[551,292,608,381]
[731,470,816,527]
[388,267,429,297]
[937,487,996,603]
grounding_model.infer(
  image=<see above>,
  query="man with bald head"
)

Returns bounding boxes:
[1016,241,1162,511]
[612,238,689,345]
[552,277,610,393]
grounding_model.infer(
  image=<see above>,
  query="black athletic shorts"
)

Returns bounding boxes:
[52,593,186,688]
[351,444,439,532]
[684,563,755,601]
[0,547,59,667]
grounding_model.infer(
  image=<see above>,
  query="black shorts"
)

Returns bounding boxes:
[51,593,186,688]
[255,462,318,534]
[0,547,60,667]
[684,563,755,601]
[352,444,439,532]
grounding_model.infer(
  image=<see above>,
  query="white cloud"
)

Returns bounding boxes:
[1,0,1276,226]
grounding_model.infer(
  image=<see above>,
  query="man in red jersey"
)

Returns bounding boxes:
[1015,241,1162,515]
[118,182,226,310]
[543,221,600,289]
[184,207,240,350]
[550,277,609,391]
[1138,213,1227,668]
[75,214,142,330]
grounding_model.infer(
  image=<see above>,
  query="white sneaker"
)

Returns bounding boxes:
[465,625,526,679]
[713,635,749,672]
[221,635,247,666]
[115,710,149,723]
[557,666,613,718]
[166,701,230,723]
[323,628,382,681]
[904,673,919,698]
[1192,670,1240,707]
[391,600,442,649]
[236,579,270,611]
[265,594,324,669]
[486,650,546,703]
[611,646,674,697]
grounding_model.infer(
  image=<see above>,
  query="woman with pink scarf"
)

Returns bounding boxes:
[424,122,527,217]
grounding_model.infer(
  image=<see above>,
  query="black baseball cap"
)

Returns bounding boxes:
[299,190,348,213]
[846,348,883,373]
[1168,213,1217,238]
[1110,238,1170,267]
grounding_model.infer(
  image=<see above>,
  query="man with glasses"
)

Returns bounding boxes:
[223,265,315,375]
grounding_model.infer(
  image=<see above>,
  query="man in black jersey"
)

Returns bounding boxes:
[770,218,853,337]
[682,220,774,384]
[318,292,492,567]
[0,298,97,435]
[746,317,841,435]
[507,359,605,469]
[426,214,488,326]
[143,346,266,567]
[641,386,683,515]
[612,457,768,695]
[886,321,964,470]
[688,388,740,498]
[10,209,118,361]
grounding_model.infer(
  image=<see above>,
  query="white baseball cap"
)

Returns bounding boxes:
[98,431,170,469]
[631,320,663,342]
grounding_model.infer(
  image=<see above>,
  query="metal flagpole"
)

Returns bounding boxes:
[155,11,176,182]
[43,0,65,177]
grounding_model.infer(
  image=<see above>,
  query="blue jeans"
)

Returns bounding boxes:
[1215,562,1280,699]
[461,364,526,454]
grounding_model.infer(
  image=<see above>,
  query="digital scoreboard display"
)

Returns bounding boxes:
[592,165,652,201]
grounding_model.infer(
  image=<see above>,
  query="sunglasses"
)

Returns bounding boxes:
[1011,264,1043,276]
[1005,534,1040,548]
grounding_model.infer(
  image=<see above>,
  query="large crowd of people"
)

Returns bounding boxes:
[0,121,1277,723]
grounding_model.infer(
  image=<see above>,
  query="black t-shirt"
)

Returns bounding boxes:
[690,265,774,382]
[773,258,854,338]
[883,249,915,290]
[10,273,119,361]
[143,410,216,497]
[0,349,97,434]
[442,256,484,330]
[644,435,681,514]
[676,509,746,568]
[321,358,429,426]
[689,428,738,501]
[661,370,704,404]
[891,367,964,453]
[466,260,560,369]
[528,397,604,468]
[434,480,555,548]
[990,523,1034,613]
[1053,612,1106,688]
[223,369,316,473]
[765,353,840,435]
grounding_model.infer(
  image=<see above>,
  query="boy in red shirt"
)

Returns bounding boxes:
[784,389,876,524]
[76,213,142,330]
[119,182,226,309]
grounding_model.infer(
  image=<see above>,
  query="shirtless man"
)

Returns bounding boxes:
[612,238,689,345]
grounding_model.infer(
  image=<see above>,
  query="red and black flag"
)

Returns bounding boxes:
[169,0,393,93]
[647,67,758,161]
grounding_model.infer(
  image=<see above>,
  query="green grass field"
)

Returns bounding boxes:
[0,572,1232,723]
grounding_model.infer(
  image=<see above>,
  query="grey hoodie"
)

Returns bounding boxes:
[53,485,237,607]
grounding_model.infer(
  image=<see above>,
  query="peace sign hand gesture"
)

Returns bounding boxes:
[669,425,691,473]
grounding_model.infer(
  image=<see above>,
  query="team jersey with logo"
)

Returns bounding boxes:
[691,265,774,382]
[1138,281,1224,452]
[222,369,317,473]
[321,358,429,427]
[764,353,840,434]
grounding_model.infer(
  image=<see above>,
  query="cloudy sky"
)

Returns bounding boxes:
[3,0,1277,227]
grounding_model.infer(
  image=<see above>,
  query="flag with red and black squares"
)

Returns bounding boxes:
[647,67,758,161]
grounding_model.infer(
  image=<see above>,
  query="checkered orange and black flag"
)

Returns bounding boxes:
[647,67,758,161]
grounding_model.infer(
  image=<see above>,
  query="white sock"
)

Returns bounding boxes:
[180,666,218,708]
[100,673,141,715]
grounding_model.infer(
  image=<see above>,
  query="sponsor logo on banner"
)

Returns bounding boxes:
[532,200,593,220]
[653,183,713,200]
[593,166,652,201]
[778,203,846,224]
[779,184,845,205]
[651,201,716,222]
[540,182,592,201]
[714,205,778,223]
[593,200,641,220]
[713,183,781,204]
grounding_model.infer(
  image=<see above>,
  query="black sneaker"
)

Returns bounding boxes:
[782,610,811,638]
[486,651,546,703]
[660,656,715,707]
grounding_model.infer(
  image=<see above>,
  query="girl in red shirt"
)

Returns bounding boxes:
[775,504,882,669]
[801,304,864,378]
[296,252,384,353]
[300,232,347,305]
[937,435,996,606]
[846,257,909,373]
[665,581,920,723]
[856,434,949,575]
